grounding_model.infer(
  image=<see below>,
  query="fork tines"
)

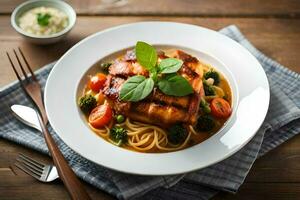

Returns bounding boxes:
[15,153,45,180]
[6,47,37,84]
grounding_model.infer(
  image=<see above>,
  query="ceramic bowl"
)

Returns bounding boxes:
[11,0,76,45]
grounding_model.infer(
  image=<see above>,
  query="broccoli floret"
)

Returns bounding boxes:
[100,62,112,73]
[196,115,215,132]
[78,94,97,114]
[167,124,188,145]
[203,81,216,96]
[223,94,229,101]
[109,126,128,146]
[204,70,220,85]
[200,98,211,114]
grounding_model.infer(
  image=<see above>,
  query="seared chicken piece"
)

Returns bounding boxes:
[173,50,204,93]
[109,60,148,77]
[172,50,205,124]
[124,50,136,61]
[129,102,188,126]
[148,88,190,109]
[103,49,205,126]
[103,75,131,114]
[103,75,125,99]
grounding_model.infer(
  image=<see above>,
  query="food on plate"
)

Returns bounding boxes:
[78,41,232,152]
[18,6,68,36]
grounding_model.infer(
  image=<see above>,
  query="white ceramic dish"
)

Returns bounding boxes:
[11,0,76,45]
[45,22,270,175]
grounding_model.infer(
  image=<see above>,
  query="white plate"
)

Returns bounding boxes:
[45,22,270,175]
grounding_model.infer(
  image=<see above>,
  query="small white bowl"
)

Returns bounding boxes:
[11,0,76,45]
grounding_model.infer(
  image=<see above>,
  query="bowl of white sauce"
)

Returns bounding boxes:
[11,0,76,44]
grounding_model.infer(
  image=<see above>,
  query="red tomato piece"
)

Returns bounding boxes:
[88,73,106,92]
[210,98,231,118]
[89,104,112,128]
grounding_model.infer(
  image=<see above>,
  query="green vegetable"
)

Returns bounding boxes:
[158,74,194,97]
[196,115,215,132]
[37,13,51,26]
[167,124,188,145]
[203,81,215,96]
[204,70,220,85]
[78,94,97,114]
[116,115,125,123]
[223,94,229,101]
[158,58,183,74]
[109,126,128,146]
[120,41,193,101]
[100,62,112,72]
[200,98,211,114]
[135,41,157,71]
[120,75,154,102]
[150,70,158,83]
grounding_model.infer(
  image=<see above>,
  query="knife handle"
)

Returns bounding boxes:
[37,114,91,200]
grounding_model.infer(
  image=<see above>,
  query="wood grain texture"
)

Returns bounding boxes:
[2,135,300,199]
[0,1,300,199]
[1,16,299,87]
[0,140,113,200]
[1,0,300,17]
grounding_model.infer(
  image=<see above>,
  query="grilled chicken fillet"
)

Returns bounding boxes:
[103,49,204,127]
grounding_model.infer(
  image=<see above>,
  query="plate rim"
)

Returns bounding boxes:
[45,21,270,175]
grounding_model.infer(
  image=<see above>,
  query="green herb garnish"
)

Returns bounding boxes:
[120,41,193,101]
[37,13,51,26]
[119,75,154,102]
[135,41,157,71]
[157,73,193,96]
[158,58,183,74]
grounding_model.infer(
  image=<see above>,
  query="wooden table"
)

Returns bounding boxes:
[1,0,300,199]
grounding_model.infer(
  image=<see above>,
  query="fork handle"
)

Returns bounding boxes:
[29,86,48,124]
[38,115,91,200]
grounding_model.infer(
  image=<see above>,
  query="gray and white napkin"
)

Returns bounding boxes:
[0,25,299,200]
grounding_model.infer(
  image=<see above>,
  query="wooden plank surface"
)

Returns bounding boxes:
[1,0,300,17]
[1,15,300,199]
[1,135,300,199]
[0,0,300,199]
[1,16,300,87]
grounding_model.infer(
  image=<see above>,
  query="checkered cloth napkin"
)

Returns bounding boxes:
[1,25,300,200]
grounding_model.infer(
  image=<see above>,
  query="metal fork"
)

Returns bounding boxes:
[7,49,91,200]
[15,153,59,182]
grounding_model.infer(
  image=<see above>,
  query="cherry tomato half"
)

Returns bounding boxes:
[88,73,106,92]
[89,104,112,128]
[210,98,231,118]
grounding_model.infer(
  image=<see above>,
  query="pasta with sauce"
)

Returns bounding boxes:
[78,42,232,153]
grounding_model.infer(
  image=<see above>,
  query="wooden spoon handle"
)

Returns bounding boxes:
[38,114,91,200]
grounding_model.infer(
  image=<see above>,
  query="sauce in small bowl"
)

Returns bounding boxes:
[11,0,76,44]
[18,6,69,36]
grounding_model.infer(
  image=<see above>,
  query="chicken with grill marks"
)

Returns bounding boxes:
[102,49,204,127]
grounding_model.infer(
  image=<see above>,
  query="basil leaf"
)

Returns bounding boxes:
[37,13,51,26]
[158,58,183,74]
[158,74,193,96]
[135,41,157,71]
[120,75,154,102]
